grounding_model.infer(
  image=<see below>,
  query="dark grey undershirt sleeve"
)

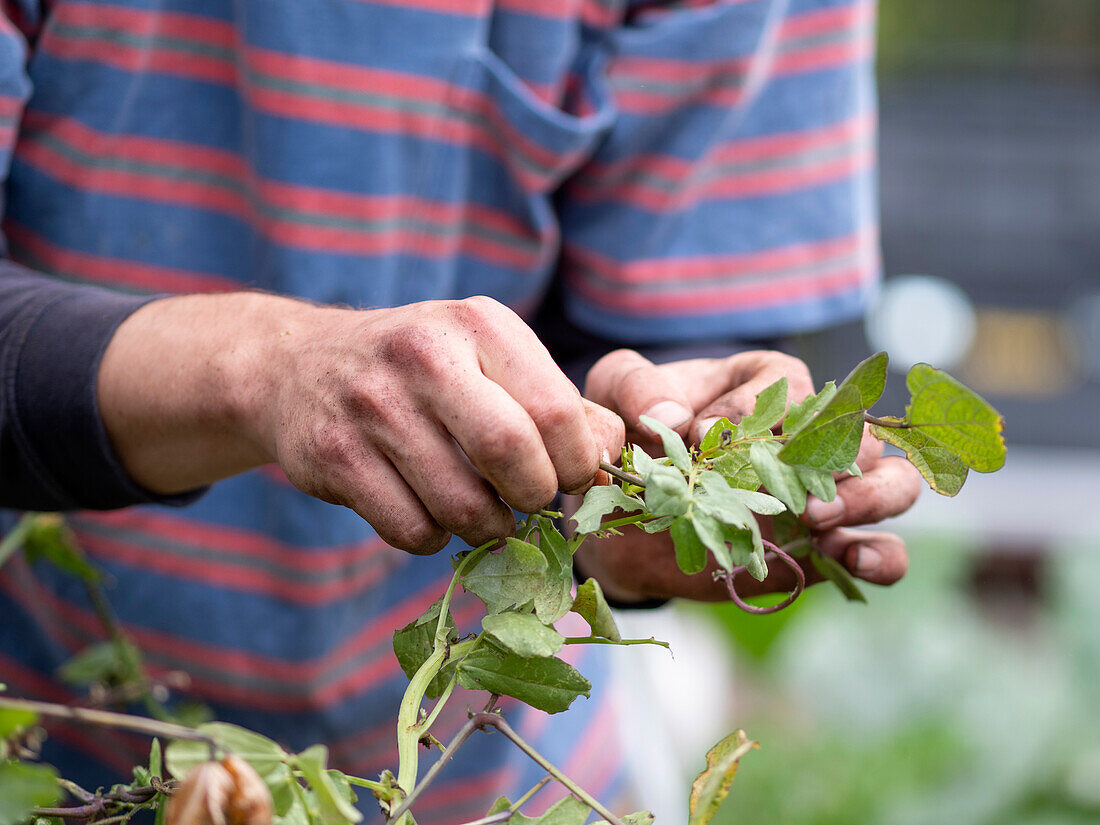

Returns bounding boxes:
[0,261,206,510]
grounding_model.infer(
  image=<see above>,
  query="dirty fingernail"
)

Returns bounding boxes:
[643,401,692,431]
[854,544,882,576]
[696,417,720,443]
[805,497,846,527]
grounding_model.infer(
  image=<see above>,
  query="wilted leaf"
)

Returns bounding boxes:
[688,730,757,825]
[461,539,548,615]
[809,552,867,603]
[572,578,621,642]
[639,414,691,474]
[457,645,590,714]
[871,421,969,496]
[482,613,564,658]
[905,363,1005,473]
[571,486,644,535]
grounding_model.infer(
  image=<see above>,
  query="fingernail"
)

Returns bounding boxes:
[643,401,692,432]
[696,417,720,443]
[805,497,846,527]
[600,448,611,465]
[855,544,882,575]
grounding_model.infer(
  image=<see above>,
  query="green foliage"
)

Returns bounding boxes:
[808,552,867,603]
[456,644,591,714]
[0,762,58,825]
[293,746,362,825]
[870,420,969,496]
[482,612,564,658]
[571,579,621,642]
[460,539,548,615]
[393,598,458,700]
[904,363,1006,473]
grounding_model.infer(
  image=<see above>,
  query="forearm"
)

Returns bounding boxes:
[96,291,319,494]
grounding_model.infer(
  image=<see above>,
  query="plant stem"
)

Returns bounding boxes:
[387,713,484,825]
[0,696,214,752]
[562,636,670,649]
[863,413,909,429]
[598,513,654,532]
[470,713,627,825]
[0,513,34,568]
[599,461,644,489]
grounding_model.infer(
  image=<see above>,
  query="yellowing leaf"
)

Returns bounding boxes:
[688,730,757,825]
[905,363,1006,473]
[871,420,969,496]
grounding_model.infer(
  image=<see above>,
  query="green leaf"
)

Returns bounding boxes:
[22,516,100,583]
[295,745,363,825]
[841,351,889,408]
[697,471,783,519]
[482,613,564,658]
[528,795,590,825]
[700,418,737,452]
[688,730,757,825]
[723,525,766,579]
[905,363,1006,473]
[593,814,655,825]
[532,518,575,624]
[738,377,788,436]
[393,597,457,700]
[571,486,644,535]
[461,539,548,615]
[795,466,837,503]
[0,709,36,740]
[149,738,163,779]
[749,441,807,514]
[691,511,732,571]
[639,515,676,534]
[709,448,761,490]
[670,517,707,575]
[644,466,691,518]
[271,777,297,818]
[809,551,867,603]
[639,414,691,473]
[457,645,590,713]
[165,722,289,783]
[777,384,865,472]
[276,789,312,825]
[846,460,863,478]
[871,420,969,496]
[572,578,621,642]
[57,638,143,687]
[485,797,512,817]
[0,762,59,825]
[630,444,657,477]
[783,381,837,435]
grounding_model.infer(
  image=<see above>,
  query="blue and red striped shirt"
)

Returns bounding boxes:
[0,0,878,819]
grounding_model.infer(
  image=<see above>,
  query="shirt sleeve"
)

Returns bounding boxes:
[0,7,202,510]
[556,0,880,346]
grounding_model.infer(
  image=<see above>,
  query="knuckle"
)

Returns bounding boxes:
[437,490,492,537]
[472,419,531,466]
[451,295,511,330]
[532,394,583,436]
[375,324,451,380]
[388,517,449,555]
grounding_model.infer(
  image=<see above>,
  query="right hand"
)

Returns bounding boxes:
[256,296,624,554]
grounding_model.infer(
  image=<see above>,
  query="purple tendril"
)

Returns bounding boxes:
[715,540,806,615]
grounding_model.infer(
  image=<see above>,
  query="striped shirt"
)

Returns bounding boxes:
[0,0,878,819]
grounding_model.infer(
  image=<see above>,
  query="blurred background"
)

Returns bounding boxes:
[614,2,1100,823]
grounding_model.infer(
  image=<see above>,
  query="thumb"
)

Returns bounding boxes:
[584,349,695,443]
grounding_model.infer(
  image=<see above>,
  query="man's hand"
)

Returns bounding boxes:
[98,294,623,554]
[576,349,922,602]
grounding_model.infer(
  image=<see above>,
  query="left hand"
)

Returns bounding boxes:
[574,349,922,603]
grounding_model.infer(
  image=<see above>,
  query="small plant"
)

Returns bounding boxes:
[0,353,1004,825]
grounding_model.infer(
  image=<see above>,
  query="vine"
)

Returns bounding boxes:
[0,353,1005,825]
